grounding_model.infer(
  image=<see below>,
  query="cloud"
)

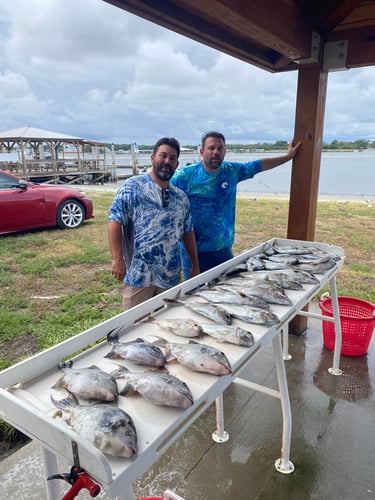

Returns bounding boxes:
[0,0,374,144]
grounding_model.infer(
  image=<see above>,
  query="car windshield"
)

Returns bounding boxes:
[0,172,22,189]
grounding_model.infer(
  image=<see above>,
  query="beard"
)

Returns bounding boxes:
[152,163,174,181]
[205,157,222,170]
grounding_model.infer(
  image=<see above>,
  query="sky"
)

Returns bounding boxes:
[1,0,375,146]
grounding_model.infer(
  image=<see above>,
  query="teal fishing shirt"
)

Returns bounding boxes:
[108,174,193,288]
[171,160,262,252]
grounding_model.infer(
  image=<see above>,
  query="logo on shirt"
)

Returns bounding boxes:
[221,182,228,189]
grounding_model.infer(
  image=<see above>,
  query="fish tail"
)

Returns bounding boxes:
[51,388,78,409]
[106,326,122,343]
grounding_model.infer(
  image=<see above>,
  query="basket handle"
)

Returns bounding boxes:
[320,292,330,301]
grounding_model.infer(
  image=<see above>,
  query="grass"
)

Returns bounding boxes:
[0,192,374,372]
[0,189,374,450]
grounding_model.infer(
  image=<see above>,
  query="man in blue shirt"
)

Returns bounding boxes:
[171,131,301,279]
[108,137,199,309]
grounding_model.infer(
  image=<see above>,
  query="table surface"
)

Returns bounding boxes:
[0,238,345,495]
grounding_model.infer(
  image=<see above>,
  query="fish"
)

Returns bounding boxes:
[256,268,319,285]
[267,254,299,265]
[104,328,166,367]
[163,298,232,325]
[117,369,194,408]
[199,324,255,347]
[219,303,280,326]
[152,338,232,375]
[149,317,203,338]
[245,256,266,271]
[193,288,270,307]
[51,389,137,458]
[241,285,292,305]
[271,243,314,255]
[239,272,303,290]
[211,284,271,310]
[220,263,248,276]
[219,279,292,305]
[294,259,337,274]
[52,360,120,402]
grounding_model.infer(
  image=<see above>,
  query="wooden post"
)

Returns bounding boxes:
[288,64,328,335]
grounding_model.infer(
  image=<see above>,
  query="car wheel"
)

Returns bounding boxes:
[57,199,85,229]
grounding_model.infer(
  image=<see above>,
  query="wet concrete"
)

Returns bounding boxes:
[1,303,374,499]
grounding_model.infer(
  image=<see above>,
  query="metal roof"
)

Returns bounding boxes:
[0,125,83,141]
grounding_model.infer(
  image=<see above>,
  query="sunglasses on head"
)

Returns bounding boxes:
[162,187,170,207]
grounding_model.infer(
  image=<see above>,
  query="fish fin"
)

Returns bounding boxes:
[144,335,167,346]
[109,366,130,378]
[103,350,117,359]
[163,298,182,307]
[119,385,135,396]
[58,359,73,370]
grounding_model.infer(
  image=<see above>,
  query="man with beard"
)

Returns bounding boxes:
[108,137,199,309]
[171,131,302,279]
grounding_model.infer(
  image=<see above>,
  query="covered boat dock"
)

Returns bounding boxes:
[0,125,115,184]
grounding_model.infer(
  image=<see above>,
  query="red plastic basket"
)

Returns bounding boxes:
[319,296,375,356]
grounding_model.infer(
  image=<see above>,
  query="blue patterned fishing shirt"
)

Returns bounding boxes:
[171,160,262,251]
[108,174,193,288]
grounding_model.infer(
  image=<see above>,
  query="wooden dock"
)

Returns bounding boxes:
[0,159,117,184]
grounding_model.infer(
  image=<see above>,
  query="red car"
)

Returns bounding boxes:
[0,170,94,235]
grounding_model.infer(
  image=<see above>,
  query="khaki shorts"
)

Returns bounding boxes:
[122,284,165,310]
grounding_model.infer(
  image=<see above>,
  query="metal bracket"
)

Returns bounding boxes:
[323,40,348,71]
[294,31,320,64]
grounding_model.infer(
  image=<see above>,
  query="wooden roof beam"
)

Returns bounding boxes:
[104,0,316,70]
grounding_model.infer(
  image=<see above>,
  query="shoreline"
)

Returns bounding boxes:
[74,183,370,204]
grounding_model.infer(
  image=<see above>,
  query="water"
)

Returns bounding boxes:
[1,150,374,197]
[113,150,375,197]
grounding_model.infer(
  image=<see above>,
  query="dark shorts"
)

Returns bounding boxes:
[181,246,234,280]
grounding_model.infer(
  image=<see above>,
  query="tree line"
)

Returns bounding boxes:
[107,138,374,152]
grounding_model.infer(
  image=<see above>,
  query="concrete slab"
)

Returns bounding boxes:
[1,302,374,499]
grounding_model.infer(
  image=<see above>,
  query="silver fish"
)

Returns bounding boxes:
[219,303,280,326]
[272,244,314,255]
[200,324,255,347]
[104,329,166,367]
[164,298,232,325]
[52,361,119,402]
[194,288,269,307]
[260,269,319,284]
[220,278,291,305]
[262,260,294,270]
[294,259,337,274]
[213,284,271,310]
[220,263,248,276]
[246,256,266,271]
[118,370,194,408]
[262,242,277,256]
[241,285,292,305]
[149,317,203,338]
[51,389,137,458]
[155,338,232,375]
[240,272,303,290]
[267,254,299,265]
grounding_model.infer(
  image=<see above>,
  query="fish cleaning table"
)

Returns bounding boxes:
[0,238,345,499]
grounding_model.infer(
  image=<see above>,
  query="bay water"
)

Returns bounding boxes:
[115,150,374,198]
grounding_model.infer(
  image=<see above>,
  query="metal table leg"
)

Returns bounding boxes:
[327,276,343,375]
[272,333,294,474]
[212,395,229,443]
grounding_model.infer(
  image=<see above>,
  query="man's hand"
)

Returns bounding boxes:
[111,258,126,281]
[287,139,302,159]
